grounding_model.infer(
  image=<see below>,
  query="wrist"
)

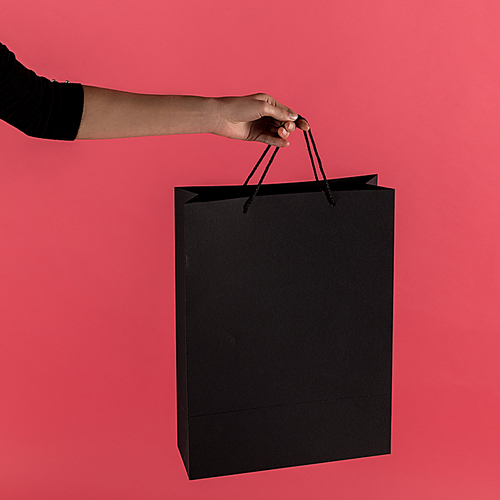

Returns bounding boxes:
[160,95,219,135]
[206,96,222,135]
[176,95,220,135]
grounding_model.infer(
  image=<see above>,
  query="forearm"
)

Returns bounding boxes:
[75,85,219,140]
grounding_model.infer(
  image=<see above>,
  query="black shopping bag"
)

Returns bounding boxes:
[175,123,395,480]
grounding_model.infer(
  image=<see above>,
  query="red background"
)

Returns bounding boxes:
[1,0,500,498]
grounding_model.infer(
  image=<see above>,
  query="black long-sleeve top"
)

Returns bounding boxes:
[0,42,84,140]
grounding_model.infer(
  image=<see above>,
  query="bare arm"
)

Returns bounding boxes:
[76,86,218,139]
[76,86,309,147]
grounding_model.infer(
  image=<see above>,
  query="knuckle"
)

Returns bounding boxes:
[259,100,270,115]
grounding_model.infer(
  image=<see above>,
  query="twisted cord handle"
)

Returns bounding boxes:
[243,115,335,213]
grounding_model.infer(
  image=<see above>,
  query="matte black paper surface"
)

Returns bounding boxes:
[175,174,395,480]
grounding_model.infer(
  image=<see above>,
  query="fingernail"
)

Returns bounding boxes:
[289,113,298,120]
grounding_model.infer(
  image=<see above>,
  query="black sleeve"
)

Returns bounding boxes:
[0,42,84,141]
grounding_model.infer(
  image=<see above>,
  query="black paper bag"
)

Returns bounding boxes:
[175,129,395,480]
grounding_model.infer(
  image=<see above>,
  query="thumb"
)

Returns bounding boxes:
[251,93,298,122]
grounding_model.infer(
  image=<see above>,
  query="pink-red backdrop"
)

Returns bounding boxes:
[1,0,499,498]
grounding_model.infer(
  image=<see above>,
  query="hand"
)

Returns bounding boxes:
[211,93,310,147]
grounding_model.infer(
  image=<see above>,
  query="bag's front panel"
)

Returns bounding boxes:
[183,188,394,417]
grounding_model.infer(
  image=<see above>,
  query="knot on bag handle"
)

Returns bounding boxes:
[242,115,335,213]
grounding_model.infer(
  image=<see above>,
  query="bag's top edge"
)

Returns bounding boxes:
[175,174,394,204]
[175,174,380,193]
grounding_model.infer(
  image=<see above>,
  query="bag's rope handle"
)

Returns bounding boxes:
[242,115,335,213]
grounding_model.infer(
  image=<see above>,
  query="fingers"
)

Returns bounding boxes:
[296,117,310,132]
[248,93,311,146]
[261,121,293,149]
[268,120,296,136]
[278,121,295,139]
[258,132,290,148]
[257,117,309,147]
[251,93,309,131]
